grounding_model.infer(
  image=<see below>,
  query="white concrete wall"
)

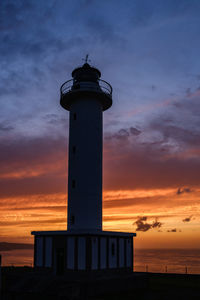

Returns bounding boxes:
[33,234,133,271]
[45,237,52,267]
[126,238,132,267]
[36,237,43,267]
[91,237,98,270]
[67,236,75,269]
[100,237,106,269]
[109,238,117,269]
[119,238,125,268]
[67,98,103,231]
[78,237,86,270]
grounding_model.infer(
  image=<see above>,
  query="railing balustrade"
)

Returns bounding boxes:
[60,79,112,97]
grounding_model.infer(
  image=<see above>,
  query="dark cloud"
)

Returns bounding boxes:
[103,92,200,192]
[104,214,179,222]
[0,1,87,104]
[182,216,193,222]
[0,118,200,200]
[104,194,197,211]
[151,219,162,228]
[0,217,66,227]
[103,134,200,189]
[0,175,67,198]
[130,127,141,136]
[149,120,200,148]
[147,89,200,153]
[135,217,152,232]
[177,187,192,195]
[0,135,68,197]
[0,123,14,132]
[43,114,66,126]
[129,0,200,33]
[86,15,117,43]
[139,216,147,221]
[106,127,141,141]
[167,228,177,232]
[0,135,67,168]
[112,129,130,140]
[172,89,200,119]
[0,194,66,210]
[185,88,192,97]
[5,205,66,212]
[134,216,162,232]
[0,242,33,251]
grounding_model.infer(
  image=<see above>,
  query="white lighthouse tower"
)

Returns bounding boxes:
[62,60,111,232]
[32,59,136,274]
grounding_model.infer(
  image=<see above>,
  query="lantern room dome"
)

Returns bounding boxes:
[72,63,101,83]
[60,62,112,111]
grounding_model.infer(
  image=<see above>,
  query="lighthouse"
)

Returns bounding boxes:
[61,61,110,232]
[60,59,109,231]
[32,59,136,274]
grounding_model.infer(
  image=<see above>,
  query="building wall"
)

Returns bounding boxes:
[35,236,43,267]
[100,237,107,269]
[67,236,75,269]
[126,238,132,267]
[119,238,125,267]
[45,237,52,267]
[109,238,117,268]
[91,237,98,270]
[34,235,133,272]
[78,237,86,270]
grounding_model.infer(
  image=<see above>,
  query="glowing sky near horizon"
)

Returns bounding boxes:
[1,0,200,250]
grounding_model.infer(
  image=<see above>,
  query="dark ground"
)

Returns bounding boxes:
[1,267,200,300]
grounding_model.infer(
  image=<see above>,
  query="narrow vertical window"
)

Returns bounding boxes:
[72,180,76,188]
[73,113,76,120]
[72,146,76,154]
[111,243,115,256]
[70,215,75,224]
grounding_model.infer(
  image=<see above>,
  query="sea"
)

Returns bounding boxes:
[134,248,200,274]
[1,248,200,274]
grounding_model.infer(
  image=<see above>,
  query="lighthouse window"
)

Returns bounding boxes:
[73,113,77,120]
[111,243,115,256]
[72,146,76,154]
[70,215,75,224]
[72,180,76,188]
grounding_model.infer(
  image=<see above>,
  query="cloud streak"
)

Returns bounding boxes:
[182,216,193,223]
[167,228,177,232]
[177,188,192,195]
[0,242,33,251]
[134,216,162,232]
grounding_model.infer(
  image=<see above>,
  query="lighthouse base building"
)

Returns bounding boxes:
[31,61,136,274]
[32,230,135,273]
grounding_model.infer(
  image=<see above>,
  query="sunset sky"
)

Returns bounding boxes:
[1,0,200,253]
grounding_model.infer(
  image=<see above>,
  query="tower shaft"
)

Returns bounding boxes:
[68,97,102,231]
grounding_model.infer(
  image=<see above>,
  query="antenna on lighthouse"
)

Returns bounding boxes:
[82,54,91,64]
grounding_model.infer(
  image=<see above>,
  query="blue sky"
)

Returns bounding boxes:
[1,0,200,137]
